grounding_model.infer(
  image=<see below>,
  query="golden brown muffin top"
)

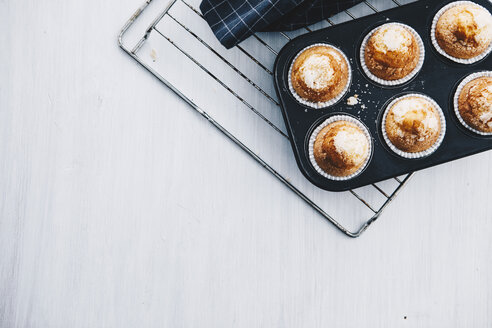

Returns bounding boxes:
[385,96,441,153]
[313,121,370,177]
[435,4,492,59]
[458,76,492,133]
[364,24,420,81]
[291,45,349,104]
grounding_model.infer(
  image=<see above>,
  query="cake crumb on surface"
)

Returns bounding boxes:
[150,49,157,62]
[347,96,359,105]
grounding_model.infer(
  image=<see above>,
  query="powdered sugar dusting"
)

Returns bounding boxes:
[422,116,439,131]
[391,98,416,122]
[392,98,439,132]
[299,54,334,90]
[333,129,369,165]
[480,111,492,123]
[469,6,492,43]
[374,25,412,53]
[476,81,492,123]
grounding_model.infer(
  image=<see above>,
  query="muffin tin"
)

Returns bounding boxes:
[273,0,492,192]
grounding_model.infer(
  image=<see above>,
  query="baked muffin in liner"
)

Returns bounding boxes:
[360,22,425,86]
[381,94,446,159]
[453,71,492,135]
[308,115,373,181]
[288,44,352,109]
[431,1,492,64]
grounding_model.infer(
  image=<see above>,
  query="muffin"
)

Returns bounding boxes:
[457,75,492,133]
[384,95,443,155]
[434,2,492,60]
[290,44,350,107]
[311,118,371,178]
[363,23,422,82]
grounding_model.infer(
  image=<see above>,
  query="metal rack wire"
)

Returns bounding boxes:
[118,0,414,237]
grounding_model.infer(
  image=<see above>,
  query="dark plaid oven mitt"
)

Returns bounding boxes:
[200,0,364,49]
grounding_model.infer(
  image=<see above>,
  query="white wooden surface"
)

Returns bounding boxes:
[1,0,492,327]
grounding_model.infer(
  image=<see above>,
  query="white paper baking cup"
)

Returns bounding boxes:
[360,22,425,86]
[453,71,492,135]
[381,94,446,159]
[431,1,492,64]
[308,115,373,180]
[288,43,352,109]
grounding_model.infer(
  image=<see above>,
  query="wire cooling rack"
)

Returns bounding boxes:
[118,0,414,237]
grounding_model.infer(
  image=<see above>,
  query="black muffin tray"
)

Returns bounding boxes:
[273,0,492,192]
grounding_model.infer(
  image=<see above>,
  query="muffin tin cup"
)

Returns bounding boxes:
[453,71,492,135]
[288,43,352,109]
[273,0,492,191]
[360,23,425,86]
[381,93,447,159]
[431,1,492,64]
[308,115,373,180]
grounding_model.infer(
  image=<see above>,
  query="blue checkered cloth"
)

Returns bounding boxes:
[200,0,363,49]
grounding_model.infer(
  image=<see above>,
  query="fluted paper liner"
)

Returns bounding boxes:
[381,93,446,159]
[453,71,492,135]
[308,115,373,180]
[288,44,352,109]
[431,1,492,64]
[360,22,425,86]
